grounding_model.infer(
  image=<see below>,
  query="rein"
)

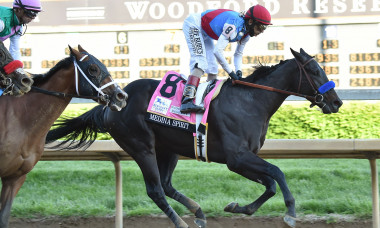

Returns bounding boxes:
[232,58,330,104]
[232,79,316,101]
[31,86,101,100]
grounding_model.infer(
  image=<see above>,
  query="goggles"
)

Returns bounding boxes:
[257,24,268,32]
[24,9,39,18]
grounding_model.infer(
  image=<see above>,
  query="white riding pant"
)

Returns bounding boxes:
[182,13,219,77]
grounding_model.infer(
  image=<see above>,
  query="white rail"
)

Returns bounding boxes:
[43,139,380,228]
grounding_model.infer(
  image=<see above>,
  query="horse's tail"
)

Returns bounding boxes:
[45,105,106,150]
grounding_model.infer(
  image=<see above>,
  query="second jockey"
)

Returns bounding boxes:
[1,0,42,60]
[0,0,42,88]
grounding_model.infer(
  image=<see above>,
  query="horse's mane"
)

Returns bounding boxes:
[244,59,290,83]
[31,57,73,86]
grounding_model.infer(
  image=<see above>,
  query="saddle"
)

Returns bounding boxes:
[146,71,225,162]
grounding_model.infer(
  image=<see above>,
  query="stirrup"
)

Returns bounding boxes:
[180,100,204,114]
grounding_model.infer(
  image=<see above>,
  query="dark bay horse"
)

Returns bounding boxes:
[46,48,343,228]
[0,45,128,228]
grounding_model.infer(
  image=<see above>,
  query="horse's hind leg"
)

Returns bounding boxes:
[157,152,206,228]
[130,152,189,228]
[226,153,296,228]
[0,175,27,228]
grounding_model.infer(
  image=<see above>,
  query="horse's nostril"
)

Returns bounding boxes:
[117,91,128,101]
[21,77,33,86]
[335,100,343,108]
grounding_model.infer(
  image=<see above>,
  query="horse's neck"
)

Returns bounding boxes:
[264,61,298,92]
[21,69,74,134]
[230,61,298,117]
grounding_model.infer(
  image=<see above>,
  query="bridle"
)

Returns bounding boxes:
[0,76,15,96]
[31,54,118,104]
[232,58,335,107]
[73,54,118,103]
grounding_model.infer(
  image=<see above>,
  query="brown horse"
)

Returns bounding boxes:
[0,41,33,96]
[0,45,128,228]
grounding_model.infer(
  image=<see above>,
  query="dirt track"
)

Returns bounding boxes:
[9,215,372,228]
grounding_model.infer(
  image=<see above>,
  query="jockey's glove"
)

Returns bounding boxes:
[228,71,241,80]
[236,70,242,79]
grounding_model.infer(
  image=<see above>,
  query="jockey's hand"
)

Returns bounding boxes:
[228,70,241,80]
[236,70,242,79]
[228,71,241,80]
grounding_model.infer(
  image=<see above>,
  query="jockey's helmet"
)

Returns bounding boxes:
[244,5,272,25]
[13,0,42,12]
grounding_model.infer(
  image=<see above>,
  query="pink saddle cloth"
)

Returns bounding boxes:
[145,71,223,134]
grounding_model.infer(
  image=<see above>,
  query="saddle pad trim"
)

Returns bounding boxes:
[146,111,196,132]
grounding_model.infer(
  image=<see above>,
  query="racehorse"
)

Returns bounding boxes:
[0,45,128,228]
[46,48,343,228]
[0,41,33,96]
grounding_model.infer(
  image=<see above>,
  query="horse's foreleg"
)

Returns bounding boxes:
[226,153,296,228]
[0,175,27,228]
[224,174,276,215]
[267,164,296,227]
[157,153,206,228]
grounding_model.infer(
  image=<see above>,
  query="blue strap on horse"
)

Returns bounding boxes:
[0,88,3,96]
[318,80,335,94]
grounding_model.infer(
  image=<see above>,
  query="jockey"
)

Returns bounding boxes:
[0,0,42,60]
[181,5,272,113]
[0,0,41,90]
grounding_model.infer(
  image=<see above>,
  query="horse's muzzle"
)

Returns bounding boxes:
[6,70,34,96]
[319,90,343,114]
[109,88,128,111]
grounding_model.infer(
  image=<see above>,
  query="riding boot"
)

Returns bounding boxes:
[180,75,205,113]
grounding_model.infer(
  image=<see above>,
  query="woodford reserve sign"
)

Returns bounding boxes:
[3,0,380,26]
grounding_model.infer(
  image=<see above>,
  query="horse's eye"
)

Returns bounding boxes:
[88,64,100,77]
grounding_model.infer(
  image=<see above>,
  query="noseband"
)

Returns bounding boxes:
[233,58,335,105]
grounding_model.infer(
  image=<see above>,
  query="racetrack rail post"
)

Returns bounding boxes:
[366,153,379,228]
[114,160,123,228]
[101,152,123,228]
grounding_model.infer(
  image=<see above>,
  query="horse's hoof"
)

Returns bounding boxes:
[224,202,238,213]
[194,218,207,228]
[176,219,189,228]
[283,214,296,228]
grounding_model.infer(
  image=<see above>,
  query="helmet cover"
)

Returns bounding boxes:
[13,0,42,12]
[244,4,272,25]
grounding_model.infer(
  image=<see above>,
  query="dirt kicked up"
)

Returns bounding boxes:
[10,215,372,228]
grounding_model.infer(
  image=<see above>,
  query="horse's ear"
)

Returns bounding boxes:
[291,48,306,63]
[290,48,300,59]
[68,45,80,59]
[78,45,87,53]
[68,45,74,55]
[300,48,312,58]
[300,48,306,55]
